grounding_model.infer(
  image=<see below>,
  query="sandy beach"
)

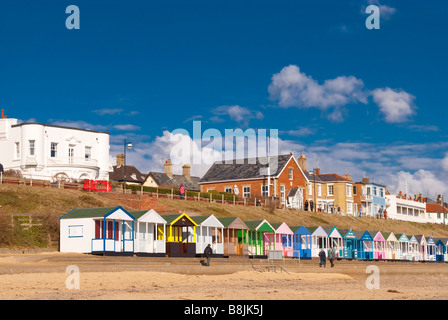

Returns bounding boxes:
[0,251,448,300]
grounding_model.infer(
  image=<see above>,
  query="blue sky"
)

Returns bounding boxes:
[1,0,447,197]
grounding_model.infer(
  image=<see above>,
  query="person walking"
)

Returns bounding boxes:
[318,248,326,268]
[204,244,213,266]
[328,247,336,268]
[179,184,185,200]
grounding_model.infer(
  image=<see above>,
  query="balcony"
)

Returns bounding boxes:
[46,157,98,168]
[361,195,373,202]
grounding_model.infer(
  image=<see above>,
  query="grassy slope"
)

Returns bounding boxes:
[1,184,448,242]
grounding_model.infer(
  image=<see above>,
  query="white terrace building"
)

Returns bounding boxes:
[385,193,426,223]
[0,115,111,182]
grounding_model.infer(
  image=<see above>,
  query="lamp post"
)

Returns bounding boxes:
[123,139,133,192]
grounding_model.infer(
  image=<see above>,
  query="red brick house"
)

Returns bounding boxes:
[199,153,309,209]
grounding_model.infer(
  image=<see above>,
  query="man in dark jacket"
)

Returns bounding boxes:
[318,249,326,267]
[204,244,213,266]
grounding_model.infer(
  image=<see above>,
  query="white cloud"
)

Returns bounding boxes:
[92,108,123,116]
[372,87,416,123]
[442,153,448,172]
[367,0,397,20]
[387,170,448,198]
[212,105,264,127]
[113,124,141,131]
[268,65,367,110]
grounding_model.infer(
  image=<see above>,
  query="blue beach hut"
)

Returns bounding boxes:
[340,229,358,259]
[435,238,448,262]
[290,225,312,259]
[353,230,374,260]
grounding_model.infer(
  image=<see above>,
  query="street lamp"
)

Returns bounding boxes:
[123,139,133,192]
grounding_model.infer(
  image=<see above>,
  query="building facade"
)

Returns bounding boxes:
[354,177,387,217]
[385,192,426,223]
[0,115,111,182]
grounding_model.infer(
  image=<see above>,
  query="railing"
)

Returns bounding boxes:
[46,157,98,167]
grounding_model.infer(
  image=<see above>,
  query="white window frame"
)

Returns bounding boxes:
[317,183,322,197]
[51,142,58,158]
[29,140,35,156]
[346,184,352,197]
[261,185,269,197]
[243,186,251,198]
[327,184,334,196]
[288,168,293,180]
[85,146,92,160]
[14,142,20,159]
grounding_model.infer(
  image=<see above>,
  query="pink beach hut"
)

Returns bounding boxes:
[270,222,294,257]
[370,231,386,260]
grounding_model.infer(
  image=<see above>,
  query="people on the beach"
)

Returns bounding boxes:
[204,244,213,266]
[328,247,336,268]
[318,248,326,267]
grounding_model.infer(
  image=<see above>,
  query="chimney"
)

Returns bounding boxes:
[297,153,307,171]
[182,164,191,179]
[1,109,6,119]
[437,194,443,205]
[314,168,320,175]
[344,174,352,181]
[361,177,370,184]
[116,154,124,167]
[164,159,173,178]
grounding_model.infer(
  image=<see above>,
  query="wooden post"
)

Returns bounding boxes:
[222,194,224,204]
[197,192,200,201]
[171,189,173,199]
[210,193,212,202]
[233,195,235,205]
[156,188,159,198]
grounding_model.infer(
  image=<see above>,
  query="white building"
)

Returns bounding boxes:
[385,194,426,223]
[0,115,110,182]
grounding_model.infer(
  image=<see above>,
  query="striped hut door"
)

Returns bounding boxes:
[95,220,101,239]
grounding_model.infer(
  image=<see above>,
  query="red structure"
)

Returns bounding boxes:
[83,179,112,192]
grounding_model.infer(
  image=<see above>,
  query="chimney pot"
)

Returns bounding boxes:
[164,159,173,178]
[182,163,191,179]
[314,168,320,175]
[116,154,125,167]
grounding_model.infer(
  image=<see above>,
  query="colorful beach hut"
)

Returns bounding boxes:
[270,222,294,257]
[426,236,436,261]
[397,233,410,260]
[382,232,399,260]
[244,220,275,257]
[307,226,329,258]
[218,217,248,256]
[435,238,448,262]
[191,215,225,257]
[290,225,312,259]
[408,235,420,261]
[415,235,428,261]
[353,230,374,260]
[370,231,386,260]
[340,229,358,259]
[60,206,135,255]
[162,213,197,257]
[322,226,343,258]
[131,209,167,256]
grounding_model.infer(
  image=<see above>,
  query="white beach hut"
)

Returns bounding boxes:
[60,206,135,254]
[131,209,167,256]
[191,215,225,257]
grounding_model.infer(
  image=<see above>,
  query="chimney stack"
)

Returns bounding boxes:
[314,168,320,175]
[182,164,191,179]
[344,174,352,181]
[1,109,6,119]
[297,153,307,171]
[437,194,443,205]
[361,177,370,184]
[164,159,173,178]
[116,154,124,167]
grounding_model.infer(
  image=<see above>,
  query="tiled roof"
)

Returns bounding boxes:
[426,203,448,213]
[146,172,200,191]
[199,154,293,183]
[110,165,147,184]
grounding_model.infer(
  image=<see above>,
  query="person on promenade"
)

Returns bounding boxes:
[204,244,213,266]
[328,247,336,268]
[180,184,185,200]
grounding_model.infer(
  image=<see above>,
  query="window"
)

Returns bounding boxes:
[68,225,83,238]
[224,187,232,193]
[346,184,352,197]
[261,185,269,197]
[51,142,58,158]
[317,184,322,197]
[29,140,35,156]
[85,146,92,159]
[353,185,357,195]
[380,188,384,197]
[347,202,353,214]
[288,168,293,180]
[15,142,20,159]
[243,186,251,198]
[373,187,377,196]
[308,184,312,196]
[366,187,371,196]
[327,184,334,196]
[280,185,285,204]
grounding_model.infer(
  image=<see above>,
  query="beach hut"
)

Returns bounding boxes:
[370,231,386,260]
[60,206,135,255]
[307,226,329,258]
[322,226,343,258]
[435,238,448,262]
[353,230,374,260]
[397,233,410,260]
[382,232,400,260]
[270,222,294,257]
[131,209,167,256]
[414,235,428,261]
[340,229,358,259]
[218,217,248,256]
[408,235,420,261]
[290,225,312,259]
[244,220,275,257]
[191,215,225,257]
[162,213,197,257]
[426,236,436,261]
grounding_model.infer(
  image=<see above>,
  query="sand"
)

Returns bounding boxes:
[0,252,448,300]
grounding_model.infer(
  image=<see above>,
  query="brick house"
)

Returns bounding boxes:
[199,153,309,209]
